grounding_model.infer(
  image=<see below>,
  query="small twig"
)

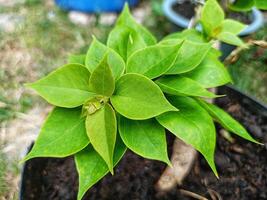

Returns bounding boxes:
[207,188,223,200]
[224,39,267,64]
[188,4,202,29]
[179,189,208,200]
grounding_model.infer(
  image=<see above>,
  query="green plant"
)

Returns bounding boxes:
[227,0,267,11]
[23,2,261,200]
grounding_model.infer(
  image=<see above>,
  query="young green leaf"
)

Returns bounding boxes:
[86,37,125,80]
[156,96,218,176]
[22,107,89,162]
[68,54,86,65]
[116,4,157,46]
[86,103,117,174]
[75,136,126,200]
[107,25,147,61]
[255,0,267,9]
[156,75,219,98]
[229,0,254,11]
[216,32,246,47]
[118,115,170,165]
[221,19,246,35]
[166,40,211,74]
[127,42,182,79]
[162,29,205,43]
[197,99,261,144]
[201,0,224,36]
[89,55,115,97]
[26,64,95,108]
[185,53,232,88]
[110,73,177,120]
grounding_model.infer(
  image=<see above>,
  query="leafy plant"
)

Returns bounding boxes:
[23,2,261,200]
[228,0,267,11]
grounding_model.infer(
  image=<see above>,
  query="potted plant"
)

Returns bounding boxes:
[55,0,139,13]
[20,1,266,199]
[162,0,265,59]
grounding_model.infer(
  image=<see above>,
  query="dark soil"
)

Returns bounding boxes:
[172,1,252,24]
[21,93,267,200]
[172,1,196,19]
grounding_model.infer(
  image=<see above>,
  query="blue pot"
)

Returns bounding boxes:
[162,0,264,59]
[55,0,139,13]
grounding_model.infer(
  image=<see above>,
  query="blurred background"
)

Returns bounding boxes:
[0,0,266,199]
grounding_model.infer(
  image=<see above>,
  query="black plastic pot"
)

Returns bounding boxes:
[19,85,267,200]
[162,0,264,60]
[218,85,267,117]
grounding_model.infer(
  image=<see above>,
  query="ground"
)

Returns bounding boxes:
[0,0,266,199]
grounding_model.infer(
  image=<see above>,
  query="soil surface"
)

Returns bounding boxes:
[172,1,252,24]
[21,94,267,200]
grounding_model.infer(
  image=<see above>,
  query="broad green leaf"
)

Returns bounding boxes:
[116,4,157,46]
[156,75,219,98]
[22,107,89,161]
[162,29,205,43]
[166,40,211,74]
[127,42,182,79]
[111,73,177,120]
[221,19,246,35]
[156,96,217,176]
[85,37,125,80]
[159,38,183,46]
[197,99,261,144]
[118,115,170,165]
[107,25,147,61]
[89,55,115,97]
[185,53,232,88]
[255,0,267,9]
[86,103,117,173]
[75,136,126,200]
[68,54,86,65]
[201,0,224,36]
[26,64,95,108]
[216,32,246,47]
[229,0,254,11]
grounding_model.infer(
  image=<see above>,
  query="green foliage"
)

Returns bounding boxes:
[185,52,232,88]
[68,54,86,65]
[86,37,125,80]
[23,107,89,161]
[197,99,261,144]
[89,55,115,97]
[228,0,267,11]
[118,116,170,165]
[156,96,217,176]
[75,137,126,200]
[165,40,211,74]
[127,42,182,79]
[23,4,259,200]
[110,73,177,120]
[86,103,117,174]
[107,26,147,61]
[201,0,225,36]
[156,75,219,98]
[25,64,95,108]
[200,0,246,47]
[255,0,267,9]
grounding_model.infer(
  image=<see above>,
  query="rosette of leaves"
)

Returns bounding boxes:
[200,0,248,47]
[23,4,260,200]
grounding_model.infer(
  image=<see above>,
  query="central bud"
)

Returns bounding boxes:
[82,96,109,116]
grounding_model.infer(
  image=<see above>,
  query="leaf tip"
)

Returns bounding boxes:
[24,82,34,88]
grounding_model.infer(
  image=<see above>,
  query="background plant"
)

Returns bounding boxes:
[23,1,262,199]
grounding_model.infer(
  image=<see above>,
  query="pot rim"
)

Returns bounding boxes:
[162,0,264,36]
